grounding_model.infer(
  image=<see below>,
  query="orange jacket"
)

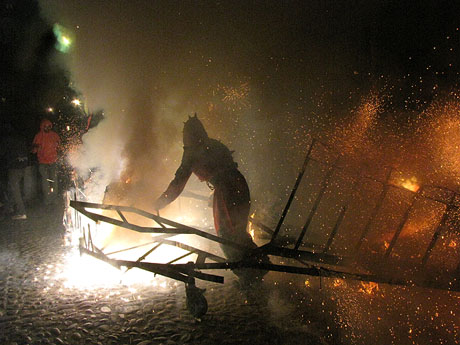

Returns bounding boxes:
[32,119,60,164]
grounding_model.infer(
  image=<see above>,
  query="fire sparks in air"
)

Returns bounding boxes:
[331,92,382,156]
[218,82,251,110]
[416,97,460,186]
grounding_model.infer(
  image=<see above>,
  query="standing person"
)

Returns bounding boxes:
[4,124,29,219]
[153,114,268,283]
[32,118,61,205]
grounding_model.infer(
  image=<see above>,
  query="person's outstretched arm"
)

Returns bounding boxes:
[153,148,192,210]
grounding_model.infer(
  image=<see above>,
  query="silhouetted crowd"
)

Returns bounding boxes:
[1,118,61,220]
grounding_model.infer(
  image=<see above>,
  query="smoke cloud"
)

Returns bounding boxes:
[39,1,460,220]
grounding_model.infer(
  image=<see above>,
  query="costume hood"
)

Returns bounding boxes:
[183,114,208,147]
[40,119,53,131]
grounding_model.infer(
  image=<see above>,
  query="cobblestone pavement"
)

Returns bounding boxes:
[3,201,460,345]
[0,201,333,345]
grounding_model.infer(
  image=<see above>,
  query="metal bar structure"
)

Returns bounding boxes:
[74,207,460,292]
[71,200,248,251]
[354,168,393,252]
[68,138,460,317]
[323,172,361,254]
[383,192,419,259]
[421,197,456,268]
[323,206,347,253]
[294,161,337,250]
[270,138,316,242]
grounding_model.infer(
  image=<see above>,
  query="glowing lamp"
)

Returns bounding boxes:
[53,24,73,53]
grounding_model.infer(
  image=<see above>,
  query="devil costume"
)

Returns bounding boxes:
[153,115,258,261]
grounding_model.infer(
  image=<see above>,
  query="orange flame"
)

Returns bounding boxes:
[333,278,344,287]
[399,176,420,192]
[248,212,256,241]
[360,281,379,295]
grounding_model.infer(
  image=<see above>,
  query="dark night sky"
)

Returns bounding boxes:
[40,0,460,114]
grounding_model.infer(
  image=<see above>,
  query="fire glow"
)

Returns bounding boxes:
[398,176,420,193]
[248,212,256,241]
[59,203,212,290]
[359,281,380,295]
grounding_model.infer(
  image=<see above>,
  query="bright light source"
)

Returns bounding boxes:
[46,107,54,113]
[71,99,81,106]
[62,36,71,46]
[399,176,420,193]
[53,24,73,53]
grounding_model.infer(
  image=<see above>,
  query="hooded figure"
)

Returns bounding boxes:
[32,119,60,164]
[153,114,260,266]
[32,118,60,204]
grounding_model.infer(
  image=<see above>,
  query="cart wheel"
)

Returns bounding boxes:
[185,284,208,318]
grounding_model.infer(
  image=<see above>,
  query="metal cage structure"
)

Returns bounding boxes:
[68,139,460,317]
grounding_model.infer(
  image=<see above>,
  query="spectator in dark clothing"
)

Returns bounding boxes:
[5,128,29,219]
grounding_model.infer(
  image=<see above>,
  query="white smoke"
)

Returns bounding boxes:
[67,111,127,202]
